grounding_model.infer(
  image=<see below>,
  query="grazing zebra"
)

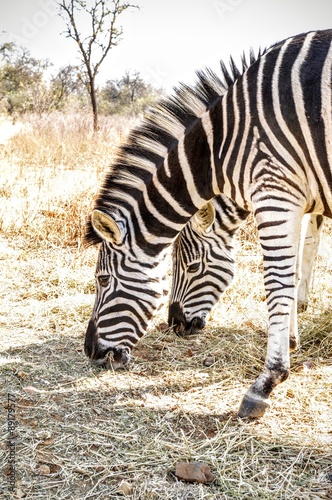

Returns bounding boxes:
[85,29,332,418]
[169,195,248,335]
[169,200,324,335]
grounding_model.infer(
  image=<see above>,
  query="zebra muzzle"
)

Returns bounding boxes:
[188,316,206,335]
[106,347,131,370]
[168,302,206,336]
[168,302,186,335]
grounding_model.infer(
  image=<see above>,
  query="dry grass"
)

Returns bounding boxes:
[3,112,136,170]
[0,113,331,499]
[0,113,139,246]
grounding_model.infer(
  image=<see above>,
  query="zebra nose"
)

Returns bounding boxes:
[84,318,96,358]
[188,316,206,335]
[84,318,109,365]
[168,302,186,335]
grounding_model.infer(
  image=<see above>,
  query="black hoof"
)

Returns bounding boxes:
[238,395,270,419]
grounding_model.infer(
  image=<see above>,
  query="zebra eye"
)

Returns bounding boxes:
[187,262,200,273]
[98,275,110,287]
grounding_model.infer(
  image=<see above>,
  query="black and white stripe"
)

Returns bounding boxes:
[85,29,332,418]
[169,196,248,335]
[168,205,323,336]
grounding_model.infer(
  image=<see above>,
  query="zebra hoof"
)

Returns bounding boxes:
[238,395,270,419]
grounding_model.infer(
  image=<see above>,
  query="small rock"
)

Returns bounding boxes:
[38,464,51,475]
[15,489,26,498]
[36,430,52,441]
[73,467,91,476]
[23,386,40,393]
[175,461,216,483]
[117,480,133,495]
[203,355,215,367]
[42,438,55,445]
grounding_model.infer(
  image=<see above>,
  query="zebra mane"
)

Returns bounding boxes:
[84,47,264,246]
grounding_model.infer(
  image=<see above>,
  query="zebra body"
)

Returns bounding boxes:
[169,199,323,335]
[85,30,332,418]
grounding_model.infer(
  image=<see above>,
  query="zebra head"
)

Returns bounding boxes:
[168,197,248,335]
[84,209,168,369]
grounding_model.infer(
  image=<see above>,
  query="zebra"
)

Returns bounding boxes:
[85,29,332,418]
[168,198,324,336]
[169,195,248,335]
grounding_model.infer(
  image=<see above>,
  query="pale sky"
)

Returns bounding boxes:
[1,0,332,92]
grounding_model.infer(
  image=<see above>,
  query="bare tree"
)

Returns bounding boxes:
[57,0,138,131]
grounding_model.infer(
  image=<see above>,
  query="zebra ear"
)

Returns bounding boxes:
[193,202,216,233]
[91,209,125,244]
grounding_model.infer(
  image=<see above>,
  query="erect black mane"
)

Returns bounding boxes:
[84,48,264,247]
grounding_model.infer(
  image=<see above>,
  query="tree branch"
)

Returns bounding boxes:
[56,0,139,131]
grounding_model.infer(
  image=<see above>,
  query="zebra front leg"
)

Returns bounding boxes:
[238,204,304,418]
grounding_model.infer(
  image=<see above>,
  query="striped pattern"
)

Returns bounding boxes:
[169,208,323,336]
[84,240,170,367]
[85,30,332,417]
[169,196,248,335]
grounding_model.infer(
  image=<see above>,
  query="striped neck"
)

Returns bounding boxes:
[84,47,263,254]
[86,93,233,256]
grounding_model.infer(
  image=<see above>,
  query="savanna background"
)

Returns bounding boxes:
[1,0,332,498]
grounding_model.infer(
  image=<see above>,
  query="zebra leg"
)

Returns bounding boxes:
[297,214,323,313]
[238,204,304,419]
[288,214,323,351]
